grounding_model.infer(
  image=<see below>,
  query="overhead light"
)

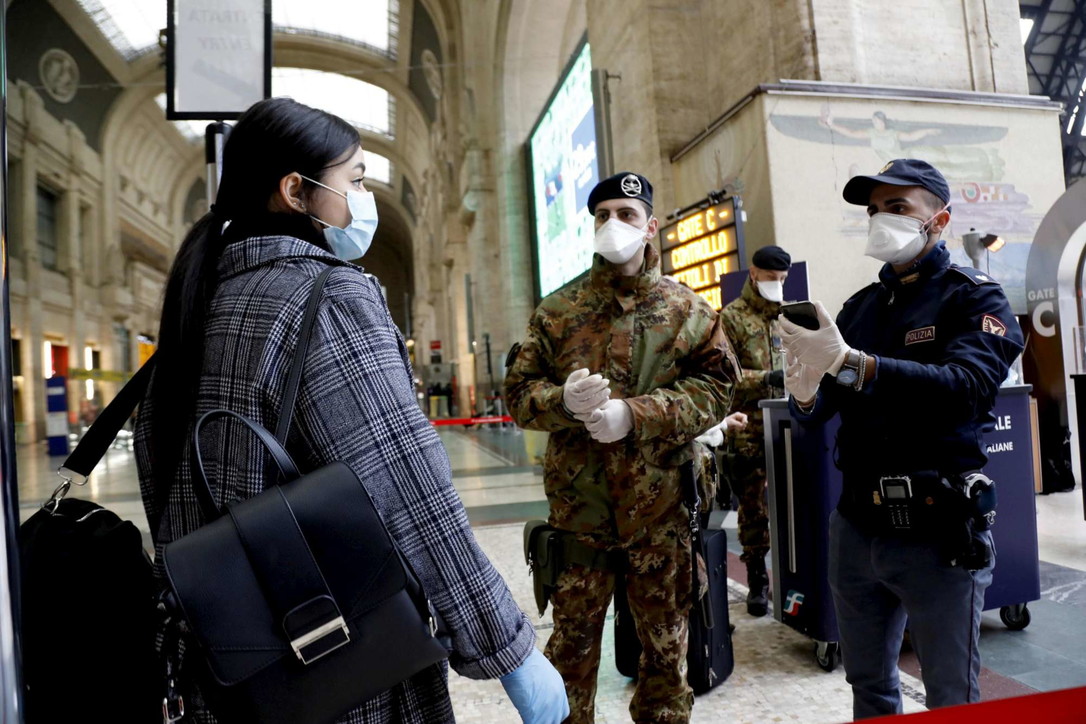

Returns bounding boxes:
[981,234,1005,253]
[962,228,1005,270]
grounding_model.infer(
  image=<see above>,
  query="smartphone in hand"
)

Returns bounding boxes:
[780,301,820,331]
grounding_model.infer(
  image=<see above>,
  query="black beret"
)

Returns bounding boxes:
[751,246,791,271]
[586,171,653,213]
[843,158,951,206]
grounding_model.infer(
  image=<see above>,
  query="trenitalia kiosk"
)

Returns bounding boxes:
[761,385,1040,671]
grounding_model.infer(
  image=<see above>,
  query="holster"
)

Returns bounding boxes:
[523,521,562,617]
[523,521,626,617]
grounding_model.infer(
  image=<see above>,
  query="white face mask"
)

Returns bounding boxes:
[755,280,784,303]
[593,218,648,264]
[864,208,943,265]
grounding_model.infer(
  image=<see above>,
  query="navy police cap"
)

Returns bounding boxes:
[842,159,951,206]
[587,171,653,213]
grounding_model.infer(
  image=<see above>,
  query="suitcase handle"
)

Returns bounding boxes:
[783,422,798,575]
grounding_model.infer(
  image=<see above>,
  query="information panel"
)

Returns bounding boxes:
[167,0,272,120]
[659,197,743,310]
[527,40,599,299]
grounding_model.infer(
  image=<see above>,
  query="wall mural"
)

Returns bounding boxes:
[770,104,1039,312]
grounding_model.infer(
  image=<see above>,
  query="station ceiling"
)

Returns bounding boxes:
[1021,0,1086,187]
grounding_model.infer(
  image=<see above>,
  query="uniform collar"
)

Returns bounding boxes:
[878,241,949,290]
[588,242,662,298]
[741,276,781,315]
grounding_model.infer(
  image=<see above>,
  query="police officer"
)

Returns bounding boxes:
[718,245,792,616]
[779,159,1024,718]
[505,171,738,724]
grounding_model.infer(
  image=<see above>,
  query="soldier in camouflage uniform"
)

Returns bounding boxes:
[505,172,738,724]
[719,245,792,616]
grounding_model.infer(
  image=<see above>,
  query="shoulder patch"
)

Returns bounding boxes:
[949,265,1000,286]
[981,315,1007,337]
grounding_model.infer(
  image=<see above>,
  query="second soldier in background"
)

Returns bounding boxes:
[719,246,792,616]
[505,172,738,723]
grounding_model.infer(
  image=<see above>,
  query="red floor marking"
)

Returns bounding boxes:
[430,416,513,426]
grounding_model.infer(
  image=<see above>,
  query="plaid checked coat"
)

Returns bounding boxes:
[135,236,534,723]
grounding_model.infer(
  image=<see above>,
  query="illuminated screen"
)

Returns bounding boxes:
[658,198,742,310]
[528,41,599,299]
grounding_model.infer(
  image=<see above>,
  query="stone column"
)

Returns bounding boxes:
[19,84,46,443]
[442,209,471,418]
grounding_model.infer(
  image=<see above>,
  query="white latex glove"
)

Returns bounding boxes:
[584,399,634,443]
[784,350,823,407]
[562,368,611,416]
[694,412,748,448]
[499,648,570,724]
[778,300,850,376]
[724,411,749,431]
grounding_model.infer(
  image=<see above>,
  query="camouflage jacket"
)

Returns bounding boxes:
[720,277,784,449]
[504,243,739,545]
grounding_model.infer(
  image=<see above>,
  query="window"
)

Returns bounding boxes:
[36,187,59,271]
[273,68,394,137]
[79,0,398,60]
[274,0,396,55]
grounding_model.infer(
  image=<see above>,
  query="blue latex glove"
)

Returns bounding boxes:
[499,648,569,724]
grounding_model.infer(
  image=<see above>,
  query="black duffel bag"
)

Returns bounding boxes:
[19,359,161,723]
[19,497,160,723]
[163,409,451,724]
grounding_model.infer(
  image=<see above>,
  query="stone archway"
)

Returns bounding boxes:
[1024,178,1086,496]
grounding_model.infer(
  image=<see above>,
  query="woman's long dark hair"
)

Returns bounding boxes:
[147,97,359,490]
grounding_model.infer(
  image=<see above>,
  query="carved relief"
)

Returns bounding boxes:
[421,49,443,100]
[39,49,79,104]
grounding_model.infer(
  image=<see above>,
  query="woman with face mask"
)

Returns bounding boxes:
[135,98,567,724]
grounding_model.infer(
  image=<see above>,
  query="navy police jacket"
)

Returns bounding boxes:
[792,242,1024,506]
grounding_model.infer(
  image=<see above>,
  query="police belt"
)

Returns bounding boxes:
[840,470,987,535]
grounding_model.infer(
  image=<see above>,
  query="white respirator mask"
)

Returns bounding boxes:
[755,280,784,302]
[864,207,945,265]
[593,219,648,264]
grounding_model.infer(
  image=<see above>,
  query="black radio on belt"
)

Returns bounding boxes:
[879,475,913,530]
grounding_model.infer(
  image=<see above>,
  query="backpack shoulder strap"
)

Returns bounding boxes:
[275,266,336,444]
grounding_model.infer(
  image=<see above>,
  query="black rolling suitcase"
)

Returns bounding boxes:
[613,528,734,693]
[687,527,734,692]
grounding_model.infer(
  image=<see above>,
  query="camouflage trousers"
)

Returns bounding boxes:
[544,509,693,724]
[730,444,770,563]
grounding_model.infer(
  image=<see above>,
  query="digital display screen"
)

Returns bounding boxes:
[884,483,908,499]
[527,41,599,299]
[658,198,741,310]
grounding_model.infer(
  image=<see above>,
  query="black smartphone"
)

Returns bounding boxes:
[780,301,820,331]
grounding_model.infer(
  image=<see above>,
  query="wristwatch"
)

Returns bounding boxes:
[835,349,862,388]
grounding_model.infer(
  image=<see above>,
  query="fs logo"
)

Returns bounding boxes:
[784,590,805,616]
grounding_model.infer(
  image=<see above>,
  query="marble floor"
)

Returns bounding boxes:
[16,425,1086,722]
